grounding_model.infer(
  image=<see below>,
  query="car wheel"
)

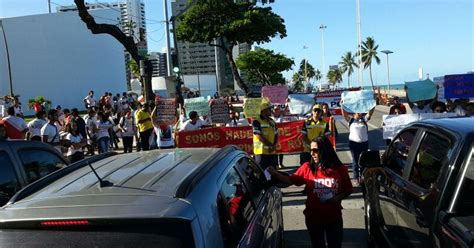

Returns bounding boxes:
[364,200,377,248]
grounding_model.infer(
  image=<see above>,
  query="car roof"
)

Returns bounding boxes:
[414,117,474,136]
[0,148,227,221]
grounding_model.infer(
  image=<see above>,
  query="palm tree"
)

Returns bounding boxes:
[360,37,381,89]
[327,68,343,86]
[314,69,322,81]
[339,51,358,88]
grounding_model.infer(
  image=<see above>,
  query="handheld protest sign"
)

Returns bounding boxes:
[155,98,176,123]
[184,97,210,117]
[287,94,315,115]
[262,85,288,104]
[341,90,376,114]
[243,98,262,118]
[405,79,437,102]
[210,99,230,124]
[444,74,474,100]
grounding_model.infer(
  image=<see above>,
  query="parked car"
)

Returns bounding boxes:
[0,140,69,205]
[361,117,474,247]
[0,146,284,248]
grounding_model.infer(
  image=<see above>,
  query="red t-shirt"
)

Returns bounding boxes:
[290,162,352,225]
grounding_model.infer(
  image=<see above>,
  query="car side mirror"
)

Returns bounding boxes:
[359,150,381,168]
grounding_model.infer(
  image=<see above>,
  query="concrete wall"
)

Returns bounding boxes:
[0,10,127,115]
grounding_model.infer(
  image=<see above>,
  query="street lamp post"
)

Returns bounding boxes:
[355,0,362,88]
[163,0,172,77]
[381,50,393,95]
[0,20,13,96]
[319,24,327,82]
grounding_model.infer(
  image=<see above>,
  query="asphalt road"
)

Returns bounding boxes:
[280,105,390,248]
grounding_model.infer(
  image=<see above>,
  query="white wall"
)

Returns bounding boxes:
[0,10,126,115]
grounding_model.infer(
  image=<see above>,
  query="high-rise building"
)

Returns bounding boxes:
[171,0,251,92]
[149,52,168,77]
[58,0,147,86]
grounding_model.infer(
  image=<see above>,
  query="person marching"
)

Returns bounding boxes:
[301,104,329,164]
[321,103,337,149]
[252,98,279,170]
[267,136,353,248]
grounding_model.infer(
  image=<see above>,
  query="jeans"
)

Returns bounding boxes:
[97,136,110,154]
[306,219,343,248]
[349,140,369,179]
[122,136,133,153]
[139,128,153,151]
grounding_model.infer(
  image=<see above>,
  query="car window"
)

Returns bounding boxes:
[385,129,417,175]
[19,149,67,184]
[217,167,255,245]
[237,158,265,202]
[0,151,20,204]
[409,132,451,189]
[453,147,474,215]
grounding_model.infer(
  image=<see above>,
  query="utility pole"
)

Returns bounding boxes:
[381,50,393,95]
[48,0,52,13]
[356,0,363,88]
[163,0,172,76]
[319,24,327,82]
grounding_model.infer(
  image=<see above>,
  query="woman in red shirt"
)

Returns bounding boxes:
[268,136,353,248]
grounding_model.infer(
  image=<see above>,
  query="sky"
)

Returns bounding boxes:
[0,0,473,88]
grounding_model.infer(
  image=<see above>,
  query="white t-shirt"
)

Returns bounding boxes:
[154,125,175,148]
[455,106,466,116]
[96,120,113,140]
[411,105,432,114]
[41,123,60,144]
[28,118,47,138]
[181,119,203,131]
[348,117,368,143]
[65,133,83,156]
[119,116,135,137]
[84,95,96,108]
[3,115,28,133]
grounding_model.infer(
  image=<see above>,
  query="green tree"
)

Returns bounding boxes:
[291,72,304,92]
[236,48,294,86]
[339,51,359,88]
[297,59,316,81]
[314,69,322,81]
[175,0,286,94]
[360,37,381,89]
[327,68,343,86]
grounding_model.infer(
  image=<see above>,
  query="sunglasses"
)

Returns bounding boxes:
[310,148,320,153]
[313,109,321,112]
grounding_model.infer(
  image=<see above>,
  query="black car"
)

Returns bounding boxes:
[0,146,284,247]
[0,140,69,205]
[361,117,474,247]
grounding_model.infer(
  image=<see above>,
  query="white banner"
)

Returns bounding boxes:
[383,113,458,140]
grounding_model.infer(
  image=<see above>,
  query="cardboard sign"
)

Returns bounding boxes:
[287,94,315,115]
[243,98,262,118]
[155,98,176,123]
[184,97,210,117]
[444,74,474,99]
[341,90,376,114]
[383,112,458,139]
[176,120,305,154]
[405,79,437,102]
[210,99,230,124]
[262,85,288,104]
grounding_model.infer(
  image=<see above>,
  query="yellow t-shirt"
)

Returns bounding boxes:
[135,110,153,132]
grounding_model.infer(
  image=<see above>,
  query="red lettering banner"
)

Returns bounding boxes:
[176,121,305,154]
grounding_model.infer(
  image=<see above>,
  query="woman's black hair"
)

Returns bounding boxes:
[309,136,343,172]
[321,103,332,117]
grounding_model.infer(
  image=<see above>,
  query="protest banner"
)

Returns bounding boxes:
[341,90,376,114]
[210,99,230,124]
[382,112,458,139]
[287,94,315,115]
[262,85,289,104]
[405,79,437,102]
[155,97,176,123]
[444,73,474,99]
[243,98,262,118]
[315,90,343,115]
[176,121,304,154]
[184,97,210,117]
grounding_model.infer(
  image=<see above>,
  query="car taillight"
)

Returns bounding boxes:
[40,220,89,226]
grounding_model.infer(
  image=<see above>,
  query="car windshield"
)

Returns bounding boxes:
[454,145,474,216]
